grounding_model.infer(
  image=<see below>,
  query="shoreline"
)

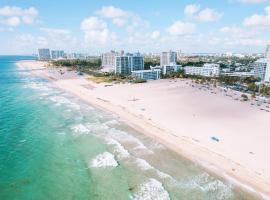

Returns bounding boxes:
[17,60,270,199]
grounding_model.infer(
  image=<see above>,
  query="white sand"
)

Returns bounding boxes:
[17,60,270,198]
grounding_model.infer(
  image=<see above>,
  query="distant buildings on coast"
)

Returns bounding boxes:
[37,45,270,83]
[38,48,51,61]
[38,48,90,61]
[38,48,65,61]
[101,50,181,80]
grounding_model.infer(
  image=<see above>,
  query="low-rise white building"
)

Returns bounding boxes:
[150,64,182,75]
[222,72,254,78]
[131,69,161,80]
[162,64,182,75]
[184,63,220,77]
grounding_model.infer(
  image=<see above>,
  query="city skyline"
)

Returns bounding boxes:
[1,0,270,55]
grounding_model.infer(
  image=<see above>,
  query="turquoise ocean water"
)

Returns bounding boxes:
[0,56,262,200]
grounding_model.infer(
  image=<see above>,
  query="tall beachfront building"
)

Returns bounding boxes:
[101,51,119,69]
[160,51,177,66]
[115,53,144,75]
[266,45,270,59]
[253,59,270,82]
[51,50,65,60]
[38,48,51,60]
[253,46,270,82]
[176,50,182,60]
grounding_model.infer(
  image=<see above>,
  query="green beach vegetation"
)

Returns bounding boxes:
[51,59,101,71]
[144,57,160,70]
[51,59,147,84]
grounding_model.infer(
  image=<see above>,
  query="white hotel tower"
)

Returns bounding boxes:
[253,45,270,82]
[266,45,270,59]
[160,51,177,66]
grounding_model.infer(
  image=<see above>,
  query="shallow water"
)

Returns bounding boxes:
[0,56,263,200]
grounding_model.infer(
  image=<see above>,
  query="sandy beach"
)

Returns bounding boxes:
[17,60,270,199]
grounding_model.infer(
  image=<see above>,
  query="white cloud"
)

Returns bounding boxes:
[225,38,264,46]
[80,16,117,45]
[3,16,20,26]
[208,37,221,45]
[40,27,78,49]
[184,4,200,17]
[13,34,48,51]
[243,6,270,27]
[196,8,223,22]
[96,5,148,31]
[112,18,126,27]
[40,28,72,40]
[184,4,222,22]
[96,6,129,27]
[96,6,127,19]
[219,25,266,47]
[151,31,160,40]
[0,6,38,26]
[167,21,196,36]
[81,16,107,31]
[237,0,268,4]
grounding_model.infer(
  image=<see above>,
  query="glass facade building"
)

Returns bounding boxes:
[115,53,144,75]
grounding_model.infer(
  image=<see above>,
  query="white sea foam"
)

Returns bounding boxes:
[49,96,71,105]
[132,178,170,200]
[24,82,52,92]
[40,92,51,96]
[67,102,80,110]
[149,142,166,150]
[107,128,153,154]
[57,132,66,135]
[156,170,173,180]
[86,123,110,133]
[135,158,173,180]
[104,119,120,126]
[181,172,233,199]
[104,138,130,159]
[135,158,153,170]
[91,152,118,168]
[71,124,90,135]
[86,122,152,154]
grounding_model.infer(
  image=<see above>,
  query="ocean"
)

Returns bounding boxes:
[0,56,262,200]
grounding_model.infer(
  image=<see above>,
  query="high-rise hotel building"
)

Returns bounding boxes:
[253,59,270,82]
[253,45,270,82]
[266,45,270,59]
[160,51,177,66]
[101,51,119,69]
[38,48,51,60]
[51,50,65,60]
[115,53,144,75]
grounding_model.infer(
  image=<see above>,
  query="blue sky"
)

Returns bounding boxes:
[0,0,270,54]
